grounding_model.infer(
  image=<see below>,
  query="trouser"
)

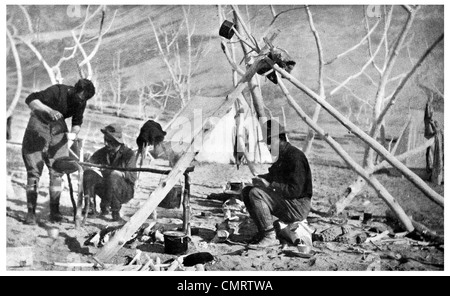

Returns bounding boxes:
[83,169,134,213]
[22,114,69,209]
[242,186,311,233]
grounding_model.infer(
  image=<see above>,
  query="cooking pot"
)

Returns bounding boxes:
[163,231,190,255]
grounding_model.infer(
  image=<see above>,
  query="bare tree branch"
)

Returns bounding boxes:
[326,77,373,107]
[78,9,108,78]
[269,5,277,18]
[231,5,259,50]
[326,16,381,65]
[364,6,384,74]
[330,34,386,95]
[364,6,420,167]
[6,27,23,118]
[16,35,57,84]
[18,5,34,34]
[375,33,443,129]
[303,5,326,154]
[331,6,395,96]
[362,71,378,87]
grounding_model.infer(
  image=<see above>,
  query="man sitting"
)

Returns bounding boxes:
[242,119,313,247]
[83,123,137,222]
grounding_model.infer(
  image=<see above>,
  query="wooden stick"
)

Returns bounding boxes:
[78,161,194,175]
[167,260,179,271]
[269,60,444,208]
[66,174,77,222]
[54,262,113,268]
[128,250,142,265]
[365,230,390,243]
[182,172,191,236]
[330,136,435,215]
[155,257,161,271]
[74,165,84,228]
[411,219,444,245]
[144,255,159,271]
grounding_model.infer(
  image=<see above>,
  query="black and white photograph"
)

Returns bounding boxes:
[3,2,445,275]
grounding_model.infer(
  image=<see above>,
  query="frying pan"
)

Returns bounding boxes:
[52,156,81,222]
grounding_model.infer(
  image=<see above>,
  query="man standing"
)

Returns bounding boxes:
[22,79,95,225]
[242,119,313,247]
[83,123,138,222]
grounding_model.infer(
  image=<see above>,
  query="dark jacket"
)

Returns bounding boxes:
[261,142,313,199]
[88,144,138,185]
[25,84,87,127]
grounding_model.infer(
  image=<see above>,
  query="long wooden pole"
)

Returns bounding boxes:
[94,51,273,263]
[182,172,191,236]
[277,78,414,232]
[268,59,443,208]
[331,137,436,215]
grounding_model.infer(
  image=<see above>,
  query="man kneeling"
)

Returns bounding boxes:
[83,123,137,222]
[242,119,313,247]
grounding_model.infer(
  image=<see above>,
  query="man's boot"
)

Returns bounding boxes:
[25,191,38,225]
[49,186,63,223]
[112,211,124,223]
[249,229,278,248]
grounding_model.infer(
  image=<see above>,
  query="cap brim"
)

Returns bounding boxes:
[101,130,123,144]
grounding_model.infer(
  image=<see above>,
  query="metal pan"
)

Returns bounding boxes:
[219,20,235,39]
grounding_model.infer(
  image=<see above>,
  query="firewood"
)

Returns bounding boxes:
[365,230,390,243]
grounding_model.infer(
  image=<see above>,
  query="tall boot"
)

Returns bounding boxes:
[49,187,63,223]
[25,191,38,225]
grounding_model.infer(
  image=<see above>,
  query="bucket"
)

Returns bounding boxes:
[219,20,235,39]
[163,231,190,255]
[159,185,183,209]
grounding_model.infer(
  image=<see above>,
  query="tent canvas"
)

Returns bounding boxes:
[162,95,273,164]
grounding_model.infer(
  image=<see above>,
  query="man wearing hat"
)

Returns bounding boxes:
[242,119,313,247]
[83,123,138,222]
[22,78,96,225]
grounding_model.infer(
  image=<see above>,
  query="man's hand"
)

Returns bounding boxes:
[67,132,77,149]
[47,109,63,121]
[252,176,270,188]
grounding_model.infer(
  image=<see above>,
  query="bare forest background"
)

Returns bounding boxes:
[6,5,443,143]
